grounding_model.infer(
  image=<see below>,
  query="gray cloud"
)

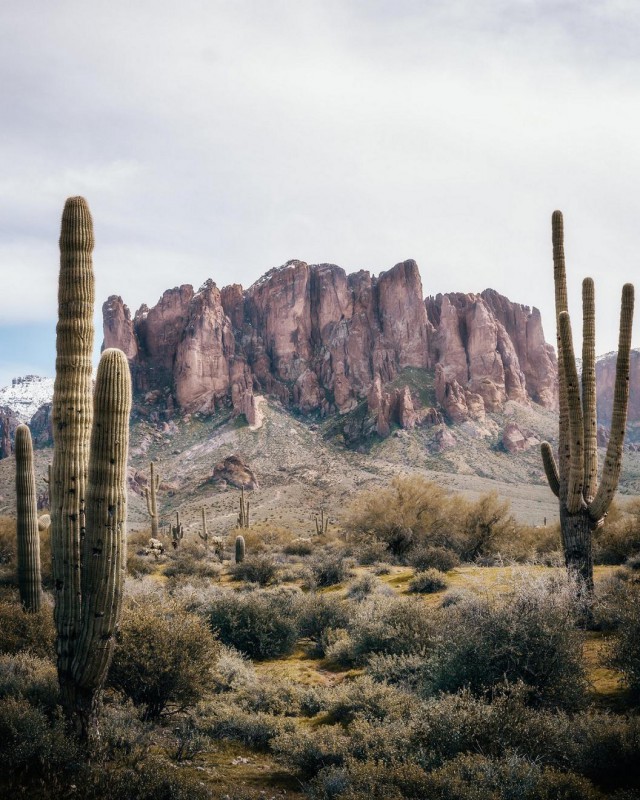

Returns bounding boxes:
[1,0,639,357]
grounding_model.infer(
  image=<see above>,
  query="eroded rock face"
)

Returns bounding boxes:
[102,259,558,434]
[30,402,53,448]
[596,349,640,433]
[211,455,258,489]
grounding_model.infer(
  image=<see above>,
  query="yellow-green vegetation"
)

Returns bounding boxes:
[2,469,640,798]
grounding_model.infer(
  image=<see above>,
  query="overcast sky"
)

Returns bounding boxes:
[1,0,639,387]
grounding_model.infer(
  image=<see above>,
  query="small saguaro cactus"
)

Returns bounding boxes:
[198,507,209,542]
[172,511,184,549]
[315,509,329,535]
[237,486,250,528]
[541,211,634,592]
[50,196,133,738]
[144,461,160,538]
[235,534,246,563]
[15,424,42,612]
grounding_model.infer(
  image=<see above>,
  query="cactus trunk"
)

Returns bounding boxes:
[49,197,132,738]
[51,197,95,715]
[235,534,245,563]
[15,424,42,612]
[144,462,160,538]
[541,211,634,594]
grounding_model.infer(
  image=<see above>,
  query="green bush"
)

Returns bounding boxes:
[0,596,56,659]
[208,588,299,659]
[109,600,219,718]
[408,545,460,572]
[230,554,280,586]
[422,579,587,710]
[408,568,448,594]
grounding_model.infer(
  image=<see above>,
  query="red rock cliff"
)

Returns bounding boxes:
[102,259,558,429]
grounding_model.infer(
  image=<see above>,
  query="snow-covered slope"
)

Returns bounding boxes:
[0,376,54,423]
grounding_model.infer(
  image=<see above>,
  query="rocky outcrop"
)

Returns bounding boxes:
[211,455,258,489]
[29,403,53,448]
[0,406,19,459]
[595,349,640,435]
[501,422,540,454]
[102,259,558,434]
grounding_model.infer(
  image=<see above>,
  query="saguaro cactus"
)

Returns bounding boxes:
[144,462,160,538]
[50,197,132,736]
[237,486,250,528]
[235,534,245,563]
[15,424,42,612]
[172,511,184,549]
[198,507,209,542]
[541,211,634,591]
[315,509,329,535]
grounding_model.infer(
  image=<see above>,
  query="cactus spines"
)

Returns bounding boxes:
[237,486,249,528]
[235,534,245,563]
[315,509,329,535]
[51,196,95,712]
[198,507,208,542]
[541,211,635,590]
[144,461,160,538]
[172,511,184,549]
[15,424,42,612]
[50,197,133,738]
[71,349,131,714]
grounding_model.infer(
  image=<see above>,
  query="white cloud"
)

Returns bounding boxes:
[0,0,639,356]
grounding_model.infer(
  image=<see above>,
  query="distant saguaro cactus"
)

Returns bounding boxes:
[172,511,184,549]
[235,534,245,563]
[541,211,634,592]
[198,507,209,542]
[144,461,160,538]
[15,424,42,612]
[237,486,250,528]
[50,197,132,737]
[315,509,329,535]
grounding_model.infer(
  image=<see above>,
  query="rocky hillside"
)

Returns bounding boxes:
[596,349,640,443]
[103,259,558,439]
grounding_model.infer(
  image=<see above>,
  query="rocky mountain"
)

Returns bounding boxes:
[0,375,54,423]
[595,349,640,444]
[103,259,558,439]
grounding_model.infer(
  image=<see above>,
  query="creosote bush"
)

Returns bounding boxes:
[230,554,280,585]
[0,594,55,659]
[408,568,448,594]
[109,599,219,718]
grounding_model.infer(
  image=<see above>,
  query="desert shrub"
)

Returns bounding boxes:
[372,562,392,575]
[126,553,156,576]
[284,538,314,556]
[606,584,640,700]
[82,755,211,800]
[0,652,58,711]
[236,676,322,717]
[328,676,413,724]
[230,554,280,585]
[343,475,453,556]
[353,539,392,566]
[208,587,299,659]
[239,523,291,554]
[164,552,222,580]
[109,600,219,718]
[273,724,351,776]
[92,699,153,765]
[0,595,55,659]
[308,551,352,587]
[325,595,433,666]
[591,499,640,565]
[457,492,517,561]
[440,587,475,608]
[423,577,587,709]
[297,592,351,655]
[211,644,256,692]
[201,701,294,749]
[366,652,429,691]
[408,568,448,594]
[0,696,80,786]
[346,574,393,601]
[408,545,459,572]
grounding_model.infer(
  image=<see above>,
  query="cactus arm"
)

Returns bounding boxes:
[51,196,95,693]
[72,349,131,694]
[589,283,635,520]
[581,278,598,502]
[552,210,570,497]
[15,425,42,612]
[540,443,560,498]
[558,311,585,513]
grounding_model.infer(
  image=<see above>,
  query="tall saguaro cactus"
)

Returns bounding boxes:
[15,424,42,612]
[541,211,634,591]
[50,197,132,736]
[144,461,160,538]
